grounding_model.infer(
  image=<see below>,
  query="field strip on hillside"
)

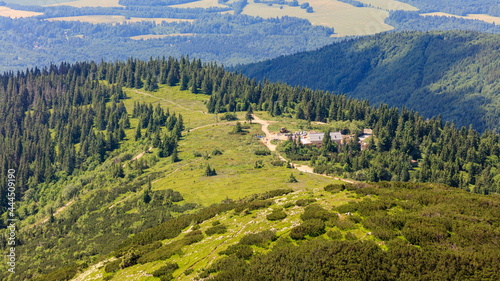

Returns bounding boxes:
[358,0,418,11]
[0,6,43,18]
[421,12,500,25]
[46,0,124,7]
[168,0,228,9]
[241,0,395,36]
[130,33,197,40]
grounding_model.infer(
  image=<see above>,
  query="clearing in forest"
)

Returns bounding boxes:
[168,0,229,9]
[46,0,124,7]
[242,0,399,36]
[130,33,197,40]
[46,15,194,24]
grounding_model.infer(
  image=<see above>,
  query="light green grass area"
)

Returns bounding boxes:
[119,86,342,206]
[64,85,372,281]
[153,123,337,205]
[122,85,214,130]
[263,114,366,134]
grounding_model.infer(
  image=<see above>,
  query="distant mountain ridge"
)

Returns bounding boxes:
[236,31,500,132]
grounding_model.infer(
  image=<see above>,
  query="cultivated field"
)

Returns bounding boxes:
[46,0,124,7]
[1,0,60,5]
[242,0,395,36]
[421,12,500,25]
[0,6,43,18]
[168,0,228,9]
[46,15,194,24]
[358,0,417,11]
[130,33,196,40]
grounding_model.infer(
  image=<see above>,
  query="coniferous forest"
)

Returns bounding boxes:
[0,1,498,280]
[0,2,335,72]
[1,52,500,218]
[0,42,499,280]
[236,31,500,133]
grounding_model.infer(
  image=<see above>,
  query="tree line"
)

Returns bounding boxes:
[236,31,500,132]
[0,13,335,73]
[102,55,499,195]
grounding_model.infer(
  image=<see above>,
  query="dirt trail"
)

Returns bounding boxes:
[71,258,115,281]
[187,121,235,132]
[130,146,152,161]
[252,114,356,184]
[177,219,251,281]
[251,114,281,152]
[31,199,76,228]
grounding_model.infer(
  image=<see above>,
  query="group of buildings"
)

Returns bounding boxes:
[295,129,373,150]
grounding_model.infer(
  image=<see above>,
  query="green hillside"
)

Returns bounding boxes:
[396,0,500,17]
[1,57,500,280]
[236,31,500,132]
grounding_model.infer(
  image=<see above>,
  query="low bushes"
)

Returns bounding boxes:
[290,219,326,240]
[205,224,228,236]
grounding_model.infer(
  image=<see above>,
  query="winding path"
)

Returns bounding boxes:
[251,114,355,184]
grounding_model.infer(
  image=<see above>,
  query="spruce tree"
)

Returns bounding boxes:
[246,106,254,124]
[143,179,152,204]
[135,125,142,141]
[171,148,179,163]
[287,173,298,183]
[204,164,217,176]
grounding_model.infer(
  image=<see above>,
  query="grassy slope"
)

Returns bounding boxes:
[2,84,345,280]
[8,83,498,281]
[122,86,339,205]
[86,87,347,280]
[81,187,361,281]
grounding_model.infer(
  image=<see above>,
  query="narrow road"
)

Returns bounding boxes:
[252,114,356,184]
[250,114,280,152]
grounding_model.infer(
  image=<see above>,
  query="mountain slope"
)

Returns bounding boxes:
[75,181,500,281]
[2,57,500,281]
[236,31,500,132]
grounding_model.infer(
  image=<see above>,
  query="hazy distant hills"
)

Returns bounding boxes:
[0,0,497,72]
[236,31,500,132]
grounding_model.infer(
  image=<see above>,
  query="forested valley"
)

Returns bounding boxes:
[0,0,498,73]
[395,0,499,17]
[0,4,335,72]
[236,31,500,132]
